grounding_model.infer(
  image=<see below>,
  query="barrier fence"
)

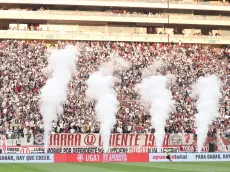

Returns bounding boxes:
[1,10,230,21]
[0,30,229,44]
[0,153,230,163]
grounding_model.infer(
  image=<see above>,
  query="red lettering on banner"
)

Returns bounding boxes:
[135,134,140,146]
[145,134,155,146]
[115,134,121,146]
[52,134,60,146]
[184,134,190,144]
[75,134,81,146]
[98,135,102,146]
[51,134,81,146]
[84,134,96,145]
[163,134,169,146]
[121,134,128,146]
[47,134,215,147]
[144,134,148,146]
[2,134,220,148]
[61,134,67,146]
[149,135,155,146]
[67,134,74,146]
[97,134,145,147]
[111,135,115,146]
[129,134,134,146]
[180,145,209,152]
[98,135,111,146]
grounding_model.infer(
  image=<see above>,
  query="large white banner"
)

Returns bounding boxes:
[1,133,219,147]
[34,133,198,147]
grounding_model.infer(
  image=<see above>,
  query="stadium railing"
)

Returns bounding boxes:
[170,0,230,5]
[0,0,167,4]
[0,30,229,44]
[0,10,168,18]
[1,10,230,25]
[1,0,230,13]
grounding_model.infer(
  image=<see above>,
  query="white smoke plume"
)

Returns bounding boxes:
[110,54,130,71]
[86,56,129,153]
[192,75,222,152]
[136,75,175,152]
[142,60,167,78]
[40,45,79,152]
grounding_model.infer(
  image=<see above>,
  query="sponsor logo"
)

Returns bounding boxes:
[54,153,149,163]
[85,154,100,162]
[103,153,127,162]
[150,153,230,162]
[19,147,31,154]
[77,154,84,162]
[84,134,96,146]
[170,134,182,144]
[34,134,44,145]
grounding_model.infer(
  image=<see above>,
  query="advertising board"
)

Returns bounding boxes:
[0,154,54,163]
[149,152,230,162]
[54,153,149,162]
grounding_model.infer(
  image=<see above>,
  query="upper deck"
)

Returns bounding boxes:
[0,0,230,12]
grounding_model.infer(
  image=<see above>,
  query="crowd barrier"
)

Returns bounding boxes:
[0,153,230,163]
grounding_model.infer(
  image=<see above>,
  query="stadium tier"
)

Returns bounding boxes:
[0,40,229,135]
[0,0,230,44]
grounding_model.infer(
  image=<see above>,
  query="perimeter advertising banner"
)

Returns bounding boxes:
[54,153,230,163]
[0,154,54,163]
[54,153,149,163]
[149,152,230,162]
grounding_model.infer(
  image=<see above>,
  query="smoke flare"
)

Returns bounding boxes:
[192,75,222,152]
[86,56,129,153]
[40,45,79,152]
[136,75,175,152]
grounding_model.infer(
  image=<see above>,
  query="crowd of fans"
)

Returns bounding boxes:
[0,40,229,139]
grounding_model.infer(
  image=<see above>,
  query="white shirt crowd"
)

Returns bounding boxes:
[0,40,229,138]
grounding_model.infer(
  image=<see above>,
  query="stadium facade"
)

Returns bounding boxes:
[0,0,230,44]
